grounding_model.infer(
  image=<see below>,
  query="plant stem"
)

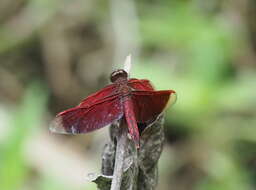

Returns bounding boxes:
[110,124,128,190]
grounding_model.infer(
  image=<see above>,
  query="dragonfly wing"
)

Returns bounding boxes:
[79,84,118,107]
[128,78,154,91]
[131,90,176,123]
[50,95,123,134]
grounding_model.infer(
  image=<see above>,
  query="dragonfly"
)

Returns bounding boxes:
[50,69,176,148]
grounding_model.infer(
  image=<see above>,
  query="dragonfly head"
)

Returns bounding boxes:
[110,69,128,83]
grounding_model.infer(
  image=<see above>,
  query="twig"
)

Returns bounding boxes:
[110,55,131,190]
[110,123,128,190]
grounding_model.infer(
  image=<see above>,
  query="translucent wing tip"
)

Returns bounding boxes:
[49,116,69,134]
[168,91,177,108]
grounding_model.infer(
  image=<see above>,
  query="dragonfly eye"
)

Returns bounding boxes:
[110,69,128,83]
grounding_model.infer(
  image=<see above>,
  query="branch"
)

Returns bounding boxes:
[110,122,128,190]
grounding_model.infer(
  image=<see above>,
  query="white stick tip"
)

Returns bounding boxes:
[124,54,132,74]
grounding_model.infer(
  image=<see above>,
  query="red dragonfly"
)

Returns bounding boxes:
[50,69,176,148]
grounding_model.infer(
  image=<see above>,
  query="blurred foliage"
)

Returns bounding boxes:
[0,84,48,190]
[0,0,256,190]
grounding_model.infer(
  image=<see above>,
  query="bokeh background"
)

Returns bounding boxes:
[0,0,256,190]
